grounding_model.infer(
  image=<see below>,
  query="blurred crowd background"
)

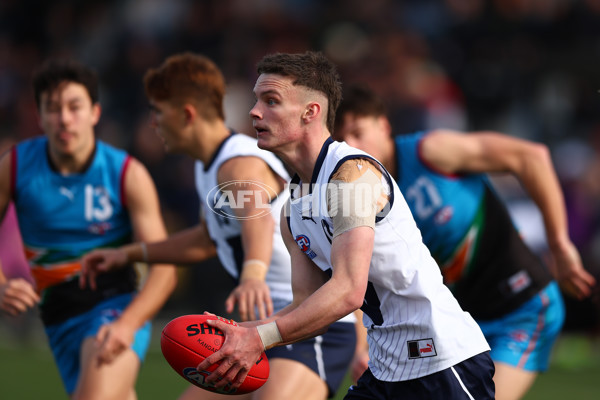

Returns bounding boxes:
[1,0,600,333]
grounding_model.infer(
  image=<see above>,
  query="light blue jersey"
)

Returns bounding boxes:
[394,133,485,265]
[12,137,137,325]
[393,131,563,372]
[11,136,150,395]
[394,132,552,319]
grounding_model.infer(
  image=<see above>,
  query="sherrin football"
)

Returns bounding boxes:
[161,314,270,395]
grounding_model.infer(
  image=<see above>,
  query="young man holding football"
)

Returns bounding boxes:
[194,51,495,399]
[0,58,177,399]
[80,52,357,400]
[332,85,596,400]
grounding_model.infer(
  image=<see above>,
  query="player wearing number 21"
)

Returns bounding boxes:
[0,59,177,400]
[333,85,596,400]
[195,51,495,399]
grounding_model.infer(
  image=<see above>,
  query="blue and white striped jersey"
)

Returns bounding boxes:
[286,138,489,381]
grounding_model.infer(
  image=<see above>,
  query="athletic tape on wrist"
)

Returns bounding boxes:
[240,259,268,281]
[242,259,268,270]
[256,321,282,350]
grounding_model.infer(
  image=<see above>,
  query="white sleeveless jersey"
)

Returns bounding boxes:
[195,133,293,312]
[286,139,489,381]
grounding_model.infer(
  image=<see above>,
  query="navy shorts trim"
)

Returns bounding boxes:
[344,351,495,400]
[266,321,356,398]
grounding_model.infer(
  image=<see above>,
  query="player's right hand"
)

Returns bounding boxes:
[0,278,39,316]
[552,240,596,300]
[79,248,128,290]
[94,320,135,366]
[197,317,265,391]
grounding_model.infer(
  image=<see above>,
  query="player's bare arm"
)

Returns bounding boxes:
[80,182,218,287]
[261,158,379,345]
[218,156,285,321]
[422,129,565,182]
[94,157,178,365]
[350,309,369,383]
[0,151,40,316]
[423,130,595,299]
[237,225,371,348]
[80,221,217,289]
[138,221,217,264]
[223,204,329,329]
[195,205,363,391]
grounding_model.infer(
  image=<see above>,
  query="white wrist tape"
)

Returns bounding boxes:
[256,321,282,350]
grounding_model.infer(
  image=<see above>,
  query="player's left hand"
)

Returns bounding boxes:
[95,320,135,366]
[196,317,264,390]
[552,240,596,300]
[225,279,273,321]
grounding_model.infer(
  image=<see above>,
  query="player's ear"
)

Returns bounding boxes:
[183,103,197,124]
[91,103,102,126]
[378,116,392,137]
[302,102,320,124]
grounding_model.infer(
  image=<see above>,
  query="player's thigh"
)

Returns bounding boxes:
[254,358,327,400]
[493,362,537,400]
[73,336,140,400]
[175,361,325,400]
[178,384,253,400]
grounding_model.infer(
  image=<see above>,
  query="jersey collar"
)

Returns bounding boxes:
[289,137,334,196]
[203,129,236,172]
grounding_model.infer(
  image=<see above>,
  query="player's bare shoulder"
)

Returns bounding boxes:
[333,158,382,181]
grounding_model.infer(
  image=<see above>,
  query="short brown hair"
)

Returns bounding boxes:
[256,51,342,133]
[144,52,226,121]
[334,85,388,134]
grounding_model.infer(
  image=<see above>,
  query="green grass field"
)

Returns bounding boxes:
[1,316,599,399]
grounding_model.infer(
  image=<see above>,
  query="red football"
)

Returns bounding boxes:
[160,314,270,395]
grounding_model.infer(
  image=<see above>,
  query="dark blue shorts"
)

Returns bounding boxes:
[266,320,356,398]
[344,351,495,400]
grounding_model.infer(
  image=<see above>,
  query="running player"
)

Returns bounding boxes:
[0,58,177,399]
[193,51,495,399]
[80,52,357,400]
[333,84,596,400]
